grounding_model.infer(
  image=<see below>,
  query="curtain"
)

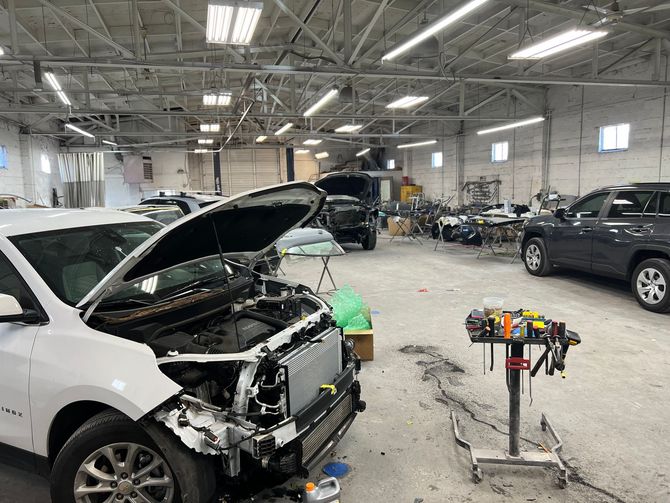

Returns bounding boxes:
[58,152,105,207]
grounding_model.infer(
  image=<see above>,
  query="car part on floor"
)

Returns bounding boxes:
[454,309,581,488]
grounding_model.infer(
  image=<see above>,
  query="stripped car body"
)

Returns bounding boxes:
[0,182,363,501]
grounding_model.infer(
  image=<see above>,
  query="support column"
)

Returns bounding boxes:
[541,111,552,192]
[456,122,465,206]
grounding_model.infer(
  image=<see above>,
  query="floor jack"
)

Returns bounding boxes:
[452,310,581,488]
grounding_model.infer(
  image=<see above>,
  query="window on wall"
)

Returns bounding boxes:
[431,151,443,168]
[491,141,509,163]
[40,153,51,174]
[387,159,395,170]
[599,123,630,152]
[0,145,7,170]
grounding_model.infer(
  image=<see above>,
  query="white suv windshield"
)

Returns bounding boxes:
[10,222,162,305]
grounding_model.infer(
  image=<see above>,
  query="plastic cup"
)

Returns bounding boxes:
[483,297,504,319]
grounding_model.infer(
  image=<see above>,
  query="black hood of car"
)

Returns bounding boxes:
[314,173,373,201]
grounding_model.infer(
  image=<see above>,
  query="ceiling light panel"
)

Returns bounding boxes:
[303,139,322,145]
[66,123,94,138]
[256,135,267,143]
[295,149,311,154]
[386,96,429,109]
[206,1,263,45]
[397,139,437,149]
[102,140,117,146]
[315,151,329,159]
[200,123,220,132]
[203,92,232,106]
[303,88,339,117]
[335,124,362,133]
[356,148,371,157]
[476,116,545,135]
[382,0,490,61]
[275,123,294,135]
[198,138,214,144]
[509,29,608,60]
[194,149,210,153]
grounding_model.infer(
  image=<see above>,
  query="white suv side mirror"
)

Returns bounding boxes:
[0,293,39,323]
[0,293,22,316]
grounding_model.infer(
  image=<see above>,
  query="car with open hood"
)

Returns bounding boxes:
[313,172,379,250]
[0,182,364,502]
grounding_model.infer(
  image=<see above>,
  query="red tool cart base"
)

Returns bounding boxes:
[451,411,568,488]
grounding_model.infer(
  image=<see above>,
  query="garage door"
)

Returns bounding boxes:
[221,149,281,195]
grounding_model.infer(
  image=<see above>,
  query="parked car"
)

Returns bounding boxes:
[313,172,379,250]
[117,204,185,225]
[0,182,364,502]
[139,191,227,215]
[521,183,670,312]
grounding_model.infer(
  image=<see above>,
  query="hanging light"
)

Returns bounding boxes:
[198,138,214,144]
[476,117,545,135]
[315,151,329,159]
[303,139,322,145]
[295,149,310,154]
[356,148,371,157]
[65,123,94,138]
[509,29,608,60]
[44,71,72,106]
[386,96,429,109]
[397,139,437,149]
[194,149,211,153]
[303,88,339,117]
[274,123,294,135]
[102,140,117,146]
[256,135,267,142]
[335,124,362,133]
[200,123,220,132]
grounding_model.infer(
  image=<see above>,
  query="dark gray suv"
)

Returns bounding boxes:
[521,184,670,312]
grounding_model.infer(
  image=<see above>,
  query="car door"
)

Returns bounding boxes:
[0,250,43,468]
[549,191,612,270]
[592,190,657,278]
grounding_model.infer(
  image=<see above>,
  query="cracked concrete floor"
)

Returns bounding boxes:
[2,233,669,502]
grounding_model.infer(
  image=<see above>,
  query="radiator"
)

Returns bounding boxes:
[279,328,342,415]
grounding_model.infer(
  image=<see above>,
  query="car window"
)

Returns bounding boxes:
[0,253,36,310]
[607,191,654,218]
[644,192,659,216]
[9,222,162,305]
[151,210,183,225]
[659,192,670,217]
[566,192,609,219]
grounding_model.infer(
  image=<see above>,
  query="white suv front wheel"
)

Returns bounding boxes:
[50,410,215,503]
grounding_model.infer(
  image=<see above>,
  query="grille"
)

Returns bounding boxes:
[280,328,342,414]
[301,395,353,463]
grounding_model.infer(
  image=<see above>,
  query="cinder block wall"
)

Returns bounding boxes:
[406,60,670,204]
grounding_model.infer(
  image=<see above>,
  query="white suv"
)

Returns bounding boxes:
[0,182,363,502]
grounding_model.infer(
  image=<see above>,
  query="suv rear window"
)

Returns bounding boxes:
[607,191,654,218]
[660,192,670,217]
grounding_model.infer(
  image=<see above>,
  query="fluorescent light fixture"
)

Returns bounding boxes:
[476,116,545,135]
[315,151,329,159]
[256,135,267,143]
[335,124,362,133]
[44,72,61,91]
[397,139,437,149]
[200,123,220,132]
[102,139,117,146]
[45,72,72,106]
[382,0,490,61]
[303,88,338,117]
[356,148,371,157]
[303,139,322,145]
[206,1,263,45]
[194,149,210,153]
[203,91,232,106]
[509,29,608,60]
[295,149,310,154]
[386,96,429,109]
[65,123,94,138]
[274,123,293,135]
[198,138,214,144]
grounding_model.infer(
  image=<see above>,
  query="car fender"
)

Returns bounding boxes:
[626,243,670,278]
[29,310,181,457]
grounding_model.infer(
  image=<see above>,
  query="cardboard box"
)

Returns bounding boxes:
[344,307,374,361]
[387,216,408,237]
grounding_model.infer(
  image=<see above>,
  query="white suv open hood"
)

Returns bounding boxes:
[77,182,326,309]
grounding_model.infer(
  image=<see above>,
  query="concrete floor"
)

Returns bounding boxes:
[2,232,669,502]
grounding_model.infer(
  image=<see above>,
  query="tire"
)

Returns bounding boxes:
[631,258,670,313]
[523,237,553,276]
[50,410,215,503]
[361,227,377,250]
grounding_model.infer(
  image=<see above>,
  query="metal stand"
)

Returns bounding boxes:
[316,256,337,294]
[452,340,568,488]
[389,214,424,245]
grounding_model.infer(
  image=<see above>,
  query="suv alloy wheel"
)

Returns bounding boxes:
[632,258,670,313]
[523,237,553,276]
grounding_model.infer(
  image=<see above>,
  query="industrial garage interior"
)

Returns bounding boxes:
[0,1,669,502]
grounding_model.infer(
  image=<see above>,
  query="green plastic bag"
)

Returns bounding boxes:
[344,313,371,331]
[330,285,365,328]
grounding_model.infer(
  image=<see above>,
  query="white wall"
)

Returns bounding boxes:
[406,59,670,204]
[0,117,61,207]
